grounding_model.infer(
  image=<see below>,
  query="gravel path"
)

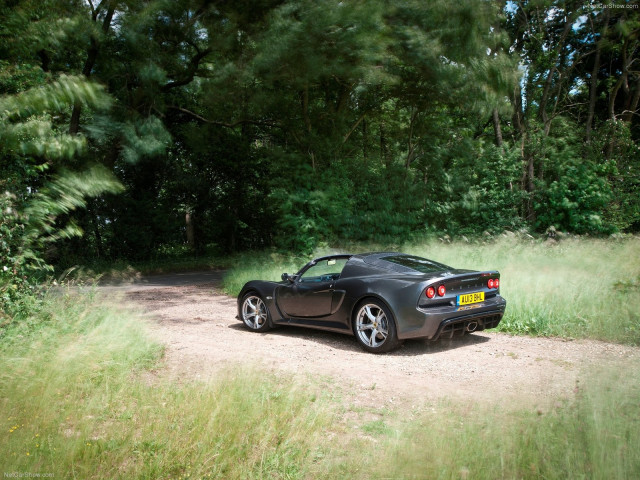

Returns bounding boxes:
[115,271,639,410]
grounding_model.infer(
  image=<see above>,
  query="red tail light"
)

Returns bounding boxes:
[488,279,495,289]
[437,285,446,297]
[426,286,436,298]
[494,278,500,288]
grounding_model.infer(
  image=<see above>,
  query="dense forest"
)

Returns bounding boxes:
[1,1,639,293]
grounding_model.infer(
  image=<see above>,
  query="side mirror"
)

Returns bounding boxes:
[281,273,295,282]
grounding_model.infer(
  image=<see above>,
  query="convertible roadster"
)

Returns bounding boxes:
[237,252,506,353]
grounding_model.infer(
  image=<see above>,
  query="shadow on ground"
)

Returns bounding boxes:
[228,321,491,355]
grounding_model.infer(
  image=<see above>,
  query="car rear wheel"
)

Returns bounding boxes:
[241,293,271,331]
[354,300,399,353]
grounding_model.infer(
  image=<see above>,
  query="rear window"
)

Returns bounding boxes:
[382,255,451,274]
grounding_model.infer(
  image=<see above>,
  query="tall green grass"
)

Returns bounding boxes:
[405,236,640,343]
[222,236,640,344]
[0,293,334,479]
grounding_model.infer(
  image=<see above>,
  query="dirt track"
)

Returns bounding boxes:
[113,271,639,409]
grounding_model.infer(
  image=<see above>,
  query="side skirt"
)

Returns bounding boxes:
[273,317,354,336]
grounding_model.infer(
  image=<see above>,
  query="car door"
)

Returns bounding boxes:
[276,280,334,318]
[276,258,347,318]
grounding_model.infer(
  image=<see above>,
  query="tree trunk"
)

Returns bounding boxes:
[492,108,503,148]
[69,2,116,135]
[300,83,315,170]
[622,76,640,123]
[37,49,50,72]
[538,11,573,136]
[608,38,631,121]
[87,203,104,258]
[362,117,368,165]
[609,75,624,120]
[585,44,601,140]
[526,151,535,222]
[512,83,525,139]
[380,121,389,168]
[586,11,609,141]
[186,212,195,248]
[405,108,418,169]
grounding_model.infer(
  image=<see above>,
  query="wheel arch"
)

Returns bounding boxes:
[350,294,398,335]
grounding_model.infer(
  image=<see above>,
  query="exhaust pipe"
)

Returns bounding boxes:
[466,322,478,333]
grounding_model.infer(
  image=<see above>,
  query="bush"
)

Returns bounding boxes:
[0,191,44,323]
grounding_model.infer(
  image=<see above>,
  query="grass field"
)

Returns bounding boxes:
[0,294,335,478]
[223,236,640,345]
[3,236,639,478]
[1,291,639,479]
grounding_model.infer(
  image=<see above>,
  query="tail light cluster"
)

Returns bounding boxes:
[426,285,446,298]
[425,277,499,300]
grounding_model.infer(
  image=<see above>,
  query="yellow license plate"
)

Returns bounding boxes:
[457,291,484,306]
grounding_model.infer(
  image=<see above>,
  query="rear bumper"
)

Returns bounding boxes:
[396,295,507,340]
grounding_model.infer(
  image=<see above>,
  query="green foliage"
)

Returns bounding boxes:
[0,192,43,321]
[0,166,122,320]
[0,75,109,165]
[1,0,640,272]
[535,159,614,234]
[272,186,330,254]
[449,142,525,234]
[0,66,120,320]
[0,74,111,121]
[0,61,46,94]
[24,166,124,246]
[254,0,391,88]
[120,116,172,164]
[531,124,617,234]
[590,120,640,231]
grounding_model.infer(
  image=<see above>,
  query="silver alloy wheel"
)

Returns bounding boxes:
[242,295,268,329]
[355,303,389,348]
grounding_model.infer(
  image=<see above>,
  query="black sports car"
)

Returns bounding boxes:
[237,252,506,353]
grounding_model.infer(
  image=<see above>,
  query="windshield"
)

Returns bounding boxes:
[299,258,349,283]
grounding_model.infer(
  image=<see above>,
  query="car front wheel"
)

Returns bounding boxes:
[354,300,399,353]
[240,293,271,332]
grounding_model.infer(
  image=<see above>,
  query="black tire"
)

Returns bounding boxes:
[240,292,271,332]
[353,299,400,353]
